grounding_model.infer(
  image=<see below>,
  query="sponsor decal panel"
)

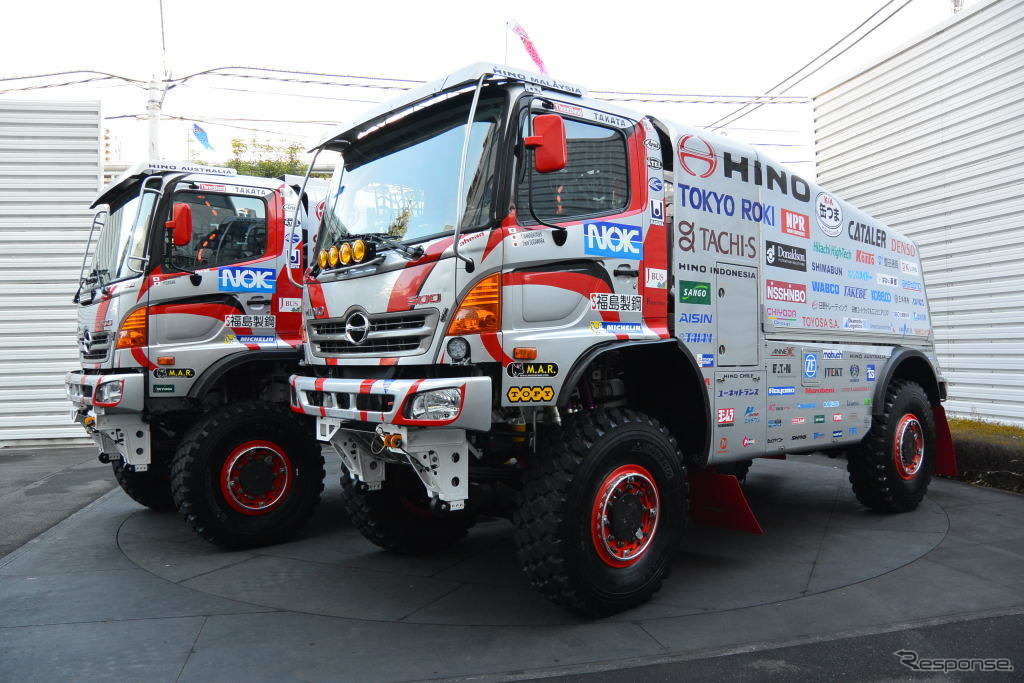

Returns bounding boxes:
[590,321,644,334]
[766,280,807,303]
[506,362,559,378]
[645,268,667,289]
[803,353,818,379]
[780,209,810,238]
[153,368,195,378]
[278,297,302,312]
[583,222,643,260]
[226,314,276,328]
[717,408,735,425]
[698,354,715,368]
[678,281,712,305]
[765,241,807,271]
[218,266,276,293]
[153,384,175,393]
[590,293,643,312]
[225,334,276,344]
[506,386,555,403]
[677,220,756,258]
[679,313,713,324]
[768,386,796,396]
[815,192,843,236]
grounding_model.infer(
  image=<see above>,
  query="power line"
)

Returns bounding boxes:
[171,65,425,86]
[0,69,144,84]
[706,0,913,130]
[203,85,382,105]
[601,95,810,105]
[0,76,122,94]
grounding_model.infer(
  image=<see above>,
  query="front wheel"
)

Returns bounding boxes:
[847,380,936,512]
[513,408,687,616]
[111,457,175,511]
[171,400,324,548]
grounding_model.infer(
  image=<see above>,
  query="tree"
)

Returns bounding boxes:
[221,137,308,177]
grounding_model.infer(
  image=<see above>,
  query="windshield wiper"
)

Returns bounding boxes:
[359,232,424,260]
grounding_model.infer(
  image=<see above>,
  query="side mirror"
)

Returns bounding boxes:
[165,203,193,247]
[524,114,567,173]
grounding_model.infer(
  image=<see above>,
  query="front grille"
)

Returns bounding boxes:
[309,309,438,359]
[79,332,111,361]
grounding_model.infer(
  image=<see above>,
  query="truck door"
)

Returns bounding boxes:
[147,183,284,397]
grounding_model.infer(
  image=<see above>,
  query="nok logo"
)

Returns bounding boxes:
[677,134,717,178]
[583,222,643,260]
[218,266,276,293]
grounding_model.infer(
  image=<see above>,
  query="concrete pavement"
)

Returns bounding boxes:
[1,450,1022,681]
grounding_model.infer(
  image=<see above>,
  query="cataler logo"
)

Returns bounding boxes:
[583,222,643,260]
[677,135,717,178]
[218,266,276,293]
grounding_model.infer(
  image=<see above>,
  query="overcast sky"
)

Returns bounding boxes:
[0,0,977,180]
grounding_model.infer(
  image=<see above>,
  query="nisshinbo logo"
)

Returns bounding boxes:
[583,222,643,260]
[218,266,276,293]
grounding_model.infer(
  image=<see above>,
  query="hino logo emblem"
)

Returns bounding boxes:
[344,312,370,345]
[79,329,93,354]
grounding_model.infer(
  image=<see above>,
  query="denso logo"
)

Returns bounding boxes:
[218,266,276,293]
[890,237,917,256]
[583,222,643,260]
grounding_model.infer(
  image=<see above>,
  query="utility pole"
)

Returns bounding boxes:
[146,78,162,159]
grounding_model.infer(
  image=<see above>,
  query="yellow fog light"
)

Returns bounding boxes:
[353,239,367,262]
[317,250,328,268]
[340,242,353,265]
[327,246,340,267]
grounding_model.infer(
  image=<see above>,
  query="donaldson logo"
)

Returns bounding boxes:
[583,222,643,260]
[218,266,276,293]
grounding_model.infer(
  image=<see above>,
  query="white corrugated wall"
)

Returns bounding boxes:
[814,0,1024,426]
[0,100,102,444]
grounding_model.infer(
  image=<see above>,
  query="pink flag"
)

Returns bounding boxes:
[510,22,548,75]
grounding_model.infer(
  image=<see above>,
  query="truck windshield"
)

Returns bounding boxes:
[88,185,158,287]
[317,88,506,251]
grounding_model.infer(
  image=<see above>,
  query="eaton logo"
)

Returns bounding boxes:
[219,266,276,293]
[583,222,643,260]
[803,352,818,379]
[768,386,796,396]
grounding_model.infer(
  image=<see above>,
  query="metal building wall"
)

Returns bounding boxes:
[814,0,1024,426]
[0,100,102,443]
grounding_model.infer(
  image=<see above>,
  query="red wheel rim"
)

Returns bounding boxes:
[591,464,660,568]
[893,414,925,480]
[219,440,294,515]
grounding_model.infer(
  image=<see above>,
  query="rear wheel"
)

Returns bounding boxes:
[171,400,324,548]
[513,408,687,616]
[340,464,476,554]
[848,380,935,512]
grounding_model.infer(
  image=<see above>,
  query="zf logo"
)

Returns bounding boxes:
[582,222,643,260]
[506,386,554,403]
[803,353,818,379]
[218,266,276,293]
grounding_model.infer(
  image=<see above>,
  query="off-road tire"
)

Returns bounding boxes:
[339,464,475,554]
[848,380,935,512]
[111,458,175,511]
[171,400,324,548]
[513,408,688,617]
[715,459,752,482]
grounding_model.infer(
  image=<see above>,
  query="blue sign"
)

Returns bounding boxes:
[866,364,876,381]
[698,354,715,367]
[583,222,643,260]
[219,266,276,293]
[803,352,818,379]
[832,430,844,438]
[648,177,663,193]
[768,386,796,396]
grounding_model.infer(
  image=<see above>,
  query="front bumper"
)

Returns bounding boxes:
[65,370,152,469]
[288,374,492,433]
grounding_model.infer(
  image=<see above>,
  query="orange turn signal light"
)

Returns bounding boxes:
[446,273,501,336]
[513,347,537,360]
[156,356,175,366]
[115,307,148,349]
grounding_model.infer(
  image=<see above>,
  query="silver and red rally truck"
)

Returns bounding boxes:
[288,64,958,615]
[66,161,328,548]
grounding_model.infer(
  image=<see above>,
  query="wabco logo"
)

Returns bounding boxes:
[583,222,643,260]
[218,267,276,293]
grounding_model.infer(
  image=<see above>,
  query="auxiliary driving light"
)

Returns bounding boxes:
[340,242,353,265]
[352,239,367,262]
[407,388,461,422]
[327,246,340,267]
[317,249,328,268]
[446,337,470,362]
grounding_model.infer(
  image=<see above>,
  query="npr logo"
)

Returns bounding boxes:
[218,266,276,293]
[583,221,643,261]
[780,209,810,239]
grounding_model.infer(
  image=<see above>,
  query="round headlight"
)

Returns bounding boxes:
[317,250,328,268]
[352,239,366,262]
[327,246,339,267]
[340,242,354,265]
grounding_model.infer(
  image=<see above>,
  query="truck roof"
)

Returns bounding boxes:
[313,62,587,151]
[92,161,282,209]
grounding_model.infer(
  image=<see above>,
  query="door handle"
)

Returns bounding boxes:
[247,296,271,306]
[613,264,639,278]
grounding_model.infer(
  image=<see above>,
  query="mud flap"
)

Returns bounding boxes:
[688,468,765,534]
[932,404,959,477]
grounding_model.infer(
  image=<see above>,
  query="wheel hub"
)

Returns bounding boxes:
[893,414,925,480]
[220,440,293,515]
[591,465,660,568]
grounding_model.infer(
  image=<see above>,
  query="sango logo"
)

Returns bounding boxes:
[218,266,276,293]
[583,222,643,260]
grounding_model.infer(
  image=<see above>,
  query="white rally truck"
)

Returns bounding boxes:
[66,161,328,548]
[288,64,957,615]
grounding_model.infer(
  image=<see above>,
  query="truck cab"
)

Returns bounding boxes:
[289,64,955,615]
[67,161,327,547]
